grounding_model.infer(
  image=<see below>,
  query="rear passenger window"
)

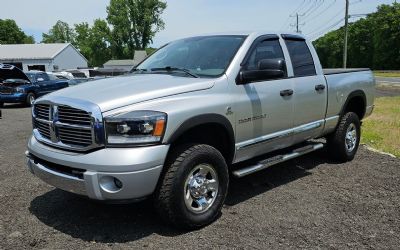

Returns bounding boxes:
[284,40,316,77]
[245,39,285,72]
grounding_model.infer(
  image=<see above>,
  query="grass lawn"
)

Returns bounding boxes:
[374,71,400,77]
[361,96,400,157]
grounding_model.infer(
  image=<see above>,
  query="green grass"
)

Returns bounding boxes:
[361,96,400,157]
[374,71,400,78]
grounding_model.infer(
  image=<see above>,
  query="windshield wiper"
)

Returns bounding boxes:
[131,68,148,74]
[151,66,199,78]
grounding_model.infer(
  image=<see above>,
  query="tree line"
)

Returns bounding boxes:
[313,3,400,70]
[0,0,166,67]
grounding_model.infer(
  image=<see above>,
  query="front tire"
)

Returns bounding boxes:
[327,112,361,162]
[26,93,35,107]
[154,144,229,229]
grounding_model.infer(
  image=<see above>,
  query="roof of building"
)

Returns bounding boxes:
[0,43,87,61]
[103,50,148,68]
[103,60,136,66]
[133,50,147,64]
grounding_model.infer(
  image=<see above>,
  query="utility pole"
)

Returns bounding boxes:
[290,13,305,33]
[343,0,350,68]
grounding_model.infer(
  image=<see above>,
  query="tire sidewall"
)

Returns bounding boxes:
[26,93,35,106]
[171,145,229,227]
[340,113,361,160]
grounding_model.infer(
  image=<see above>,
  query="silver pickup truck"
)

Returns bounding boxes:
[26,32,375,229]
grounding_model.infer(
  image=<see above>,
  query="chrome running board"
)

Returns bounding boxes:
[232,143,324,178]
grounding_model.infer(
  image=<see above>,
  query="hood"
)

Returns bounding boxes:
[1,79,30,87]
[44,74,215,111]
[0,64,30,83]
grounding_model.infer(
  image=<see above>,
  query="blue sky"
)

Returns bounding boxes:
[0,0,396,46]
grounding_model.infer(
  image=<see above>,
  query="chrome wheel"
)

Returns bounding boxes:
[184,164,219,214]
[345,123,357,152]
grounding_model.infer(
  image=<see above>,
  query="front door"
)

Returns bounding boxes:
[232,36,294,162]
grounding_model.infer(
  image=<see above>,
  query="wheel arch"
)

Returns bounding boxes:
[165,114,236,164]
[340,90,367,120]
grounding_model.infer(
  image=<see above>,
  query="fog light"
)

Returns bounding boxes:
[99,176,123,193]
[114,177,123,189]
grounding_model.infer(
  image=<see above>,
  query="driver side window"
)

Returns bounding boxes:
[245,39,285,73]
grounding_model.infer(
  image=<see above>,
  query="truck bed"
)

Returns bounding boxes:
[323,68,370,75]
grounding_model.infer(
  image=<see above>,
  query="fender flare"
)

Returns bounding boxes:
[166,114,235,162]
[340,90,367,118]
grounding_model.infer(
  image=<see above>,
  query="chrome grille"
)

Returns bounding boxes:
[32,101,103,151]
[34,120,51,140]
[58,106,92,126]
[59,126,92,147]
[34,104,50,120]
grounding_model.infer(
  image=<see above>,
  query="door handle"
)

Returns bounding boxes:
[315,84,326,91]
[280,89,294,97]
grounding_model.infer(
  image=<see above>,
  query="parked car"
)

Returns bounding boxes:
[49,71,90,86]
[26,32,375,229]
[0,65,69,107]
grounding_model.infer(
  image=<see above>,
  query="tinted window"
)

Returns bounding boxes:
[245,39,285,72]
[285,40,316,77]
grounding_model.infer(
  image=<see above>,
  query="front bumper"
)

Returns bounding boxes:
[27,136,170,200]
[0,93,27,103]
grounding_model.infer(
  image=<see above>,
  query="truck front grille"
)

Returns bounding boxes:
[34,104,50,120]
[32,102,102,151]
[34,120,51,140]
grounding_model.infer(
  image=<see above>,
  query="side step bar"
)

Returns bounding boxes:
[232,143,324,178]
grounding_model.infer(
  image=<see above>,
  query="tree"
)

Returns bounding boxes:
[42,20,75,44]
[313,2,400,70]
[0,19,35,44]
[107,0,167,58]
[75,19,112,67]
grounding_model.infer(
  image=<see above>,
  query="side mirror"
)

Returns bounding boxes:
[37,78,44,82]
[237,58,286,84]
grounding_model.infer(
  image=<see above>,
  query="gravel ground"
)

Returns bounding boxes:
[0,105,399,249]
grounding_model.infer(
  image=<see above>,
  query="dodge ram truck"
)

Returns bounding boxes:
[0,64,69,107]
[25,32,375,229]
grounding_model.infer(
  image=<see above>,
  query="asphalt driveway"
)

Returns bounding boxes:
[0,105,399,249]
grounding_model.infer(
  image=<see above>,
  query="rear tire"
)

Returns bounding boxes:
[0,102,3,108]
[26,93,35,107]
[154,144,229,229]
[327,112,361,162]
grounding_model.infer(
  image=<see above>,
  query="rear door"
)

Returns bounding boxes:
[233,36,295,162]
[282,35,327,144]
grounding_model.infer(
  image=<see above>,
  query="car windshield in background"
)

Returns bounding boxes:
[25,73,35,83]
[135,35,246,78]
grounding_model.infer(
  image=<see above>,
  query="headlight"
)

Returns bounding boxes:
[105,111,167,146]
[15,87,25,93]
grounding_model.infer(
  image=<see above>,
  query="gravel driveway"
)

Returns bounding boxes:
[0,105,399,249]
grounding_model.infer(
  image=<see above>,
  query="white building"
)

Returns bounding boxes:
[0,43,88,72]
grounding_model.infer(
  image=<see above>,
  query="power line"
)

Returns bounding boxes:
[280,0,307,30]
[302,0,325,18]
[308,18,345,40]
[305,6,345,35]
[303,0,337,23]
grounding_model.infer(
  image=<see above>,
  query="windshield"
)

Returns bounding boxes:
[135,35,246,78]
[25,73,36,82]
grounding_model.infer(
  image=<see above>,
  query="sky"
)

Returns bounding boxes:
[0,0,396,47]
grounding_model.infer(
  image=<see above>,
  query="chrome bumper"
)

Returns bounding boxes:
[26,136,170,200]
[26,155,86,196]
